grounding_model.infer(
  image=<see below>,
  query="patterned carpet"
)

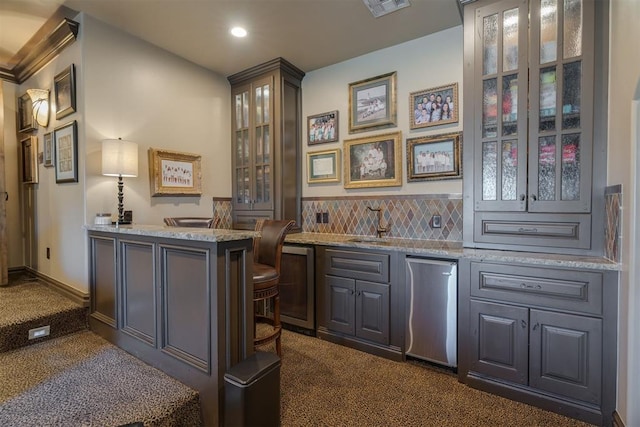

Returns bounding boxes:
[278,330,592,427]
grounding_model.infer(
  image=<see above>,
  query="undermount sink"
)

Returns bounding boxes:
[347,237,393,245]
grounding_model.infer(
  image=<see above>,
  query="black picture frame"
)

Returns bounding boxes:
[54,121,78,183]
[406,131,463,181]
[54,64,76,120]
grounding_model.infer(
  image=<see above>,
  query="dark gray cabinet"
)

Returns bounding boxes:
[459,258,617,426]
[462,0,608,254]
[228,58,304,230]
[317,246,402,361]
[325,275,390,345]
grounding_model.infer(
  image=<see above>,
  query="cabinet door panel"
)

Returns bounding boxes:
[356,280,390,345]
[530,309,602,404]
[325,275,355,335]
[470,300,528,384]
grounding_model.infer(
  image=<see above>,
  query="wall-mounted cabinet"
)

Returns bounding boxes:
[463,0,608,254]
[228,58,304,230]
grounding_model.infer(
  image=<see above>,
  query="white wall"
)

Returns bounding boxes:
[302,26,463,197]
[83,15,231,226]
[608,0,640,425]
[1,82,23,268]
[14,14,231,293]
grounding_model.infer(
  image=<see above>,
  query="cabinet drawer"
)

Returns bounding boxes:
[325,249,390,283]
[470,262,603,316]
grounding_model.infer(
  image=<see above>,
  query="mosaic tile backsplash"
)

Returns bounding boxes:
[604,185,622,263]
[301,194,463,241]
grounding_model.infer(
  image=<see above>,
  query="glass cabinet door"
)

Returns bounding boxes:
[232,85,251,210]
[474,0,528,212]
[528,0,593,213]
[250,76,274,211]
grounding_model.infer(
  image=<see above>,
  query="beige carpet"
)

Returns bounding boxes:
[278,330,591,427]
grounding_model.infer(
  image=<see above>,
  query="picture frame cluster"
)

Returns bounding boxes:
[306,73,461,187]
[17,63,78,185]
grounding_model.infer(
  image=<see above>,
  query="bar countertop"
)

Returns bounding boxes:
[285,232,620,271]
[86,224,257,242]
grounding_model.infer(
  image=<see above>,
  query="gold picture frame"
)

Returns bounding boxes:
[21,135,38,184]
[307,149,341,184]
[17,92,36,133]
[148,148,202,197]
[406,132,462,181]
[409,83,459,130]
[344,131,402,189]
[348,71,397,133]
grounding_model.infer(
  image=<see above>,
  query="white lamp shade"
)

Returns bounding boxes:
[102,139,139,177]
[26,88,49,127]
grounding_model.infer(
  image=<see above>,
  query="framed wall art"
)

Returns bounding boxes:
[344,131,402,189]
[409,82,458,130]
[148,148,202,196]
[54,121,78,183]
[307,148,340,184]
[406,132,462,182]
[21,136,38,184]
[54,64,76,120]
[348,71,397,133]
[17,92,36,133]
[43,132,54,167]
[308,110,339,145]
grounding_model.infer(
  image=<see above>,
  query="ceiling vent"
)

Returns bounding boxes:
[362,0,411,18]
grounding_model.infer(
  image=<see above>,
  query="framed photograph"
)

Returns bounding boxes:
[148,148,202,196]
[21,136,38,184]
[43,132,54,167]
[308,110,339,145]
[307,149,340,184]
[410,83,459,130]
[54,121,78,183]
[17,92,36,133]
[349,71,397,133]
[54,64,76,120]
[406,132,462,181]
[344,131,402,189]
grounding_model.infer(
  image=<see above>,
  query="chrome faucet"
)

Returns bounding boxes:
[367,206,389,238]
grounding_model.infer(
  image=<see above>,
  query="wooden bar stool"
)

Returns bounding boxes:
[252,219,295,356]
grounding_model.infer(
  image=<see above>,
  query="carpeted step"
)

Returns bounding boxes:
[0,276,89,353]
[0,330,202,426]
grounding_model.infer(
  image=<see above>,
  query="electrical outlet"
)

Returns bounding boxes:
[322,212,329,223]
[46,247,50,259]
[28,325,50,340]
[431,214,442,229]
[316,212,322,224]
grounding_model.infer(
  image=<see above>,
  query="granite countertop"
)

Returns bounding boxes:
[86,224,257,242]
[285,232,620,271]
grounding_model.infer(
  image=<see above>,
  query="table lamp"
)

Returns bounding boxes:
[102,138,138,224]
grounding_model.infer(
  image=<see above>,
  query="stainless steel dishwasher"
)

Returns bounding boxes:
[405,257,457,367]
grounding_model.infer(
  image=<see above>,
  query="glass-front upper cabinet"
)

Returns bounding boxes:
[474,0,593,214]
[231,76,274,212]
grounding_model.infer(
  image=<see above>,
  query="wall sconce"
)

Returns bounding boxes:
[102,138,138,225]
[26,88,50,127]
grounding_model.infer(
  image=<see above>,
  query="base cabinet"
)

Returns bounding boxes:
[460,259,617,426]
[317,247,402,361]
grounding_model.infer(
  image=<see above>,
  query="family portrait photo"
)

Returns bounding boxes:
[349,72,397,133]
[344,131,402,189]
[410,83,458,130]
[407,132,462,181]
[308,110,338,144]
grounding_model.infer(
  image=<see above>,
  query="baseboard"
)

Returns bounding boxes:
[613,410,626,427]
[25,267,90,307]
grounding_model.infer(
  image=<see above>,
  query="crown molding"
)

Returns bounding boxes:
[1,6,79,84]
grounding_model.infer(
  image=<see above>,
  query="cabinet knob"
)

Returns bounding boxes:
[519,194,526,201]
[521,320,527,329]
[530,194,538,202]
[532,323,540,331]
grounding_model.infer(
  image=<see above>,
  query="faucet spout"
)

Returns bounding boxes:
[366,206,389,238]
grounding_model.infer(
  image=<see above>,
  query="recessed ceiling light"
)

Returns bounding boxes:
[230,27,247,38]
